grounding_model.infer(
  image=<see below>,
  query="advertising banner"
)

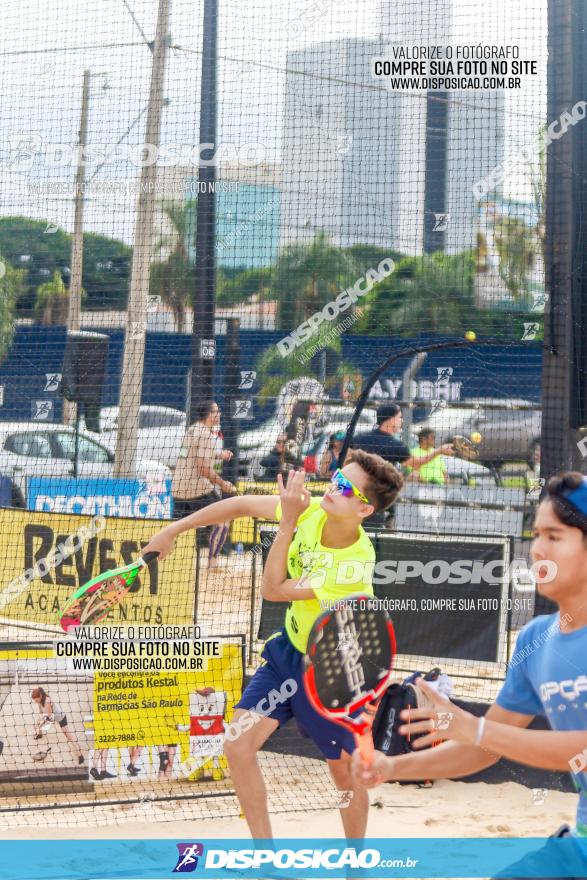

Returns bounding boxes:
[0,509,196,626]
[0,639,243,793]
[27,476,173,519]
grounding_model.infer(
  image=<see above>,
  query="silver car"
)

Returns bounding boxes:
[419,398,541,468]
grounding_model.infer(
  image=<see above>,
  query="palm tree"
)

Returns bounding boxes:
[493,216,537,304]
[150,199,197,333]
[273,233,358,331]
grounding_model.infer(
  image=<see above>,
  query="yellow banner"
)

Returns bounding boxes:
[0,640,243,789]
[0,509,196,626]
[93,642,242,747]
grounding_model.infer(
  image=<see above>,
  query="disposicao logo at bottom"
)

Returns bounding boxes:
[173,843,204,873]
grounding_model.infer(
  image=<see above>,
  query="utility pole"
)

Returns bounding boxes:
[63,69,90,426]
[114,0,171,477]
[69,69,90,336]
[190,0,218,423]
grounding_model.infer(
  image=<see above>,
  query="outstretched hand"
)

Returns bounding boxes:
[277,469,311,523]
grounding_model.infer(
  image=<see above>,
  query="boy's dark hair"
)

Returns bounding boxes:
[542,471,587,536]
[196,401,216,422]
[348,448,404,511]
[418,427,435,443]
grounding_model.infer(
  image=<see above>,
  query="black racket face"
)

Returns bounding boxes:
[306,599,394,712]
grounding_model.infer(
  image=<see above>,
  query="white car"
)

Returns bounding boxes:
[86,405,187,469]
[0,422,171,495]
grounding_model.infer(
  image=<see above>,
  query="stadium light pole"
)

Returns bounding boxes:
[114,0,171,478]
[189,0,218,423]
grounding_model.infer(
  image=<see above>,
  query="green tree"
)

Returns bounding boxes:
[150,199,197,332]
[353,252,477,336]
[0,217,70,313]
[0,217,132,313]
[343,243,403,273]
[35,270,71,325]
[273,233,358,331]
[217,267,273,307]
[0,252,26,363]
[82,232,132,310]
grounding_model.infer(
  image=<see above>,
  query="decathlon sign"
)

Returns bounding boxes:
[27,476,172,519]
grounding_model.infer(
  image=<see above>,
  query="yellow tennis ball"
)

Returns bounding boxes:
[465,330,476,341]
[470,432,482,444]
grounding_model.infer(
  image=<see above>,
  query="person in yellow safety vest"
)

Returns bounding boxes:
[406,428,454,485]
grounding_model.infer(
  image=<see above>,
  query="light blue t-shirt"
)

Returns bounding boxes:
[496,613,587,836]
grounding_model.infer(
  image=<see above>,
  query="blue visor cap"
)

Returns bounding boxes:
[563,479,587,517]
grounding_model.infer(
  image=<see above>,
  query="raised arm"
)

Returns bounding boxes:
[261,471,316,602]
[142,495,280,560]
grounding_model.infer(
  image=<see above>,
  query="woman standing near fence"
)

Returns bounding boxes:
[31,687,85,766]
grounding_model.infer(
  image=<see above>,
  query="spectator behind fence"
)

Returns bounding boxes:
[406,428,454,485]
[319,430,345,478]
[172,401,235,569]
[260,433,301,481]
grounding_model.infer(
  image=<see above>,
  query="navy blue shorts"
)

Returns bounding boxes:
[235,630,356,760]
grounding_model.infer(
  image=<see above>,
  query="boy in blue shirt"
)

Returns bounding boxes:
[353,471,587,876]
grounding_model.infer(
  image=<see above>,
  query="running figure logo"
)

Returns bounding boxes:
[173,843,204,873]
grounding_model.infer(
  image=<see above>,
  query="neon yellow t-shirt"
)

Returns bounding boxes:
[407,446,446,485]
[274,498,375,653]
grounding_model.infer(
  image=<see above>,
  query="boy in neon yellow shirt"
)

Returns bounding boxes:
[405,427,453,485]
[144,449,403,840]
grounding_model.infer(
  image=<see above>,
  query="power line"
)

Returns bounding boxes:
[121,0,154,52]
[0,43,147,58]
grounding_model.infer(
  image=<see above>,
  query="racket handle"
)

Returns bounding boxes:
[356,731,375,767]
[141,551,159,565]
[356,701,378,767]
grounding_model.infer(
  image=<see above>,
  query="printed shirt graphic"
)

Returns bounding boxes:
[496,613,587,835]
[275,498,375,653]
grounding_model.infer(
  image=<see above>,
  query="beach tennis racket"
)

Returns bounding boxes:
[303,595,396,766]
[451,435,478,460]
[32,745,51,762]
[59,551,159,632]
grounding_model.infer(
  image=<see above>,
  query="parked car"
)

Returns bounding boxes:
[416,398,541,468]
[0,422,171,495]
[85,405,187,469]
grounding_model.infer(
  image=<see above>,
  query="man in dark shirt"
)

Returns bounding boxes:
[352,403,453,471]
[351,403,453,527]
[0,475,25,509]
[351,403,411,467]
